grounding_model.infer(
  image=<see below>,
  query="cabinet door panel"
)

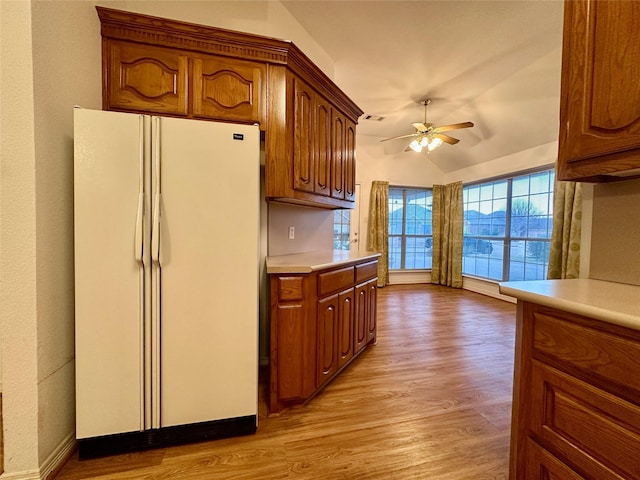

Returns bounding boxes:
[344,119,356,202]
[105,41,188,116]
[292,77,315,194]
[337,289,354,369]
[315,96,332,196]
[192,55,265,124]
[317,294,338,387]
[366,280,377,343]
[331,111,346,199]
[354,283,368,355]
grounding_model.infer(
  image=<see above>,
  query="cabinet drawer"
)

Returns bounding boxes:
[355,260,378,283]
[318,266,354,297]
[530,362,640,480]
[531,306,640,399]
[277,276,304,302]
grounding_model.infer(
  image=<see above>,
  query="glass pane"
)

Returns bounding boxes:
[388,236,402,270]
[404,237,432,269]
[465,185,480,203]
[508,240,549,281]
[512,177,529,196]
[333,209,350,250]
[493,181,508,199]
[530,171,551,194]
[462,237,503,280]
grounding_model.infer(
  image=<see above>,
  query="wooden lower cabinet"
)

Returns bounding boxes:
[511,302,640,479]
[269,259,377,412]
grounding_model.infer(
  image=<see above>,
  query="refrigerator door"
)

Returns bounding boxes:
[74,108,147,438]
[153,117,259,428]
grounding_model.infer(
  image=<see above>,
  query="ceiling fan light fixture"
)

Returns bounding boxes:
[428,137,443,151]
[419,136,429,147]
[409,139,422,152]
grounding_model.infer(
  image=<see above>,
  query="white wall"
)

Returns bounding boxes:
[268,203,333,256]
[1,1,40,472]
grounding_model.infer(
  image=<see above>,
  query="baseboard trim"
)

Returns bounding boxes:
[41,433,76,480]
[0,433,75,480]
[78,415,257,459]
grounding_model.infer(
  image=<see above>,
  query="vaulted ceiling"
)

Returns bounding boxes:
[281,0,565,173]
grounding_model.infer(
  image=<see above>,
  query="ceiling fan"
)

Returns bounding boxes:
[380,99,474,153]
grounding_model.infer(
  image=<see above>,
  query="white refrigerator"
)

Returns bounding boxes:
[74,108,259,458]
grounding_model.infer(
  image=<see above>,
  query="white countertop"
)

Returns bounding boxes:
[266,250,381,274]
[499,279,640,331]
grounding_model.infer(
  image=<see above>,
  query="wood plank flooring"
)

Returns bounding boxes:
[54,284,516,479]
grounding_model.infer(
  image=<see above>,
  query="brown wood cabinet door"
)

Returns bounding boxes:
[192,55,266,125]
[317,294,338,387]
[104,40,188,116]
[292,76,315,194]
[366,279,377,344]
[337,288,354,369]
[558,0,640,180]
[331,110,346,199]
[315,96,332,196]
[344,119,356,202]
[354,282,368,355]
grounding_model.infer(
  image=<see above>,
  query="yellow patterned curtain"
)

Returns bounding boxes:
[367,181,389,287]
[431,182,463,288]
[547,181,582,279]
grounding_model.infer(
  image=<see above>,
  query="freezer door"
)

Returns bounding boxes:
[74,108,147,438]
[153,117,259,428]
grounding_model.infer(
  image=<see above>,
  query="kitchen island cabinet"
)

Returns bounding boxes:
[97,6,362,210]
[499,279,640,480]
[558,0,640,181]
[267,251,380,413]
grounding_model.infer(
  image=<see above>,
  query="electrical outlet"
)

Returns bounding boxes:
[288,226,295,240]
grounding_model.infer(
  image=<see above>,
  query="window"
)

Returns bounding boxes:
[333,209,350,250]
[463,168,554,281]
[388,187,433,270]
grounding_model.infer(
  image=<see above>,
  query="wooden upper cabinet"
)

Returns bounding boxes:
[97,6,363,209]
[558,0,640,181]
[287,72,358,207]
[192,55,266,124]
[104,41,189,116]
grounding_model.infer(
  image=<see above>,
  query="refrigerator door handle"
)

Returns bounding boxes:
[134,116,145,265]
[151,117,161,265]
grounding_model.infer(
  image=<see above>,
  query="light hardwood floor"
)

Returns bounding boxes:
[54,284,516,479]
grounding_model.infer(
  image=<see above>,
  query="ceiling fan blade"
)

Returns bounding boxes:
[434,121,474,133]
[380,132,419,142]
[404,145,414,152]
[435,133,460,145]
